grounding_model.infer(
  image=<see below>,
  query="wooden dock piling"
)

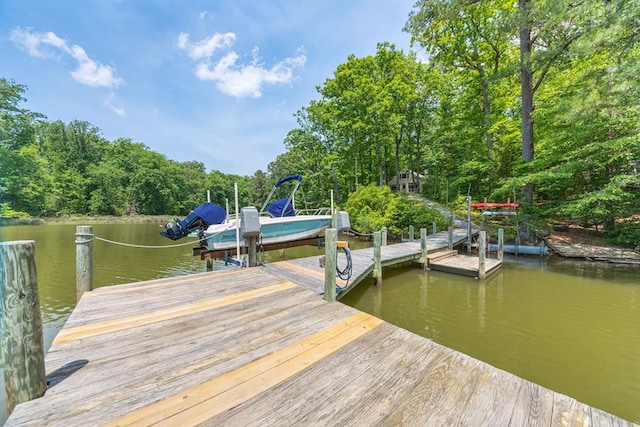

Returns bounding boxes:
[498,228,504,261]
[75,225,93,301]
[323,228,337,302]
[373,231,382,285]
[420,228,428,269]
[478,231,486,280]
[247,236,258,267]
[0,241,46,415]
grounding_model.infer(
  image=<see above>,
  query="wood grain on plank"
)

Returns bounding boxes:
[209,323,400,426]
[103,312,383,426]
[83,269,241,298]
[273,260,348,288]
[509,379,554,426]
[550,392,591,427]
[28,297,352,426]
[53,281,297,344]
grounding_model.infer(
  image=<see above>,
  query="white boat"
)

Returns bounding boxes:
[203,175,349,251]
[160,175,350,253]
[202,212,334,251]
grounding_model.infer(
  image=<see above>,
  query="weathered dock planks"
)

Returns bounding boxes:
[545,239,640,263]
[5,264,636,426]
[429,253,503,278]
[265,228,495,296]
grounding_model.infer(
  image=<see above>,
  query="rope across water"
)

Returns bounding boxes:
[75,225,235,249]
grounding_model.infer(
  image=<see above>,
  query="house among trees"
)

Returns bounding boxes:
[388,169,425,193]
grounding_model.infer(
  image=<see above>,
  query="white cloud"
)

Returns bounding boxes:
[178,32,306,98]
[177,32,235,61]
[10,27,123,88]
[104,93,126,117]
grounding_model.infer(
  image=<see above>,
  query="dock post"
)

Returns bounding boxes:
[247,236,257,267]
[324,228,337,302]
[448,226,453,251]
[76,225,93,301]
[0,241,46,415]
[478,231,486,280]
[381,227,387,246]
[466,195,472,244]
[432,222,437,235]
[373,231,382,285]
[420,228,428,269]
[331,207,338,230]
[408,225,414,242]
[498,228,504,261]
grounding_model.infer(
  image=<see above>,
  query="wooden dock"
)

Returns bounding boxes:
[429,251,503,278]
[265,228,500,297]
[545,239,640,263]
[6,266,635,426]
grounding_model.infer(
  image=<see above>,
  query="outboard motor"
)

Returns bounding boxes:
[160,203,226,240]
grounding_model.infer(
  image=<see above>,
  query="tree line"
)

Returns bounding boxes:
[2,0,639,246]
[0,80,261,217]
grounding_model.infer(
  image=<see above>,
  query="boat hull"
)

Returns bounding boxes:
[204,215,332,251]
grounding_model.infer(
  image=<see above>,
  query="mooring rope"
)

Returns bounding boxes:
[90,236,207,249]
[74,225,235,249]
[347,228,374,238]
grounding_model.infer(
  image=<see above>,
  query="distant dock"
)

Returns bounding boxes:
[267,228,501,297]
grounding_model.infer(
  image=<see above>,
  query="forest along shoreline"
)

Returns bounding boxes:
[0,215,167,226]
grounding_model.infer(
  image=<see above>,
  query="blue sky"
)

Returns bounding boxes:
[1,0,416,176]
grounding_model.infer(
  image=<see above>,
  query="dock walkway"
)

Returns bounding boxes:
[266,228,499,297]
[7,266,634,426]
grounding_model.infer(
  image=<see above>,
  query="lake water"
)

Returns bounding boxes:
[1,223,639,423]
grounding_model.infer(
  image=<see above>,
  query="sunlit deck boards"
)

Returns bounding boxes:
[6,267,635,426]
[264,228,480,296]
[429,253,503,279]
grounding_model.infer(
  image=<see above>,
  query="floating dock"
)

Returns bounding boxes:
[428,251,503,278]
[6,265,634,426]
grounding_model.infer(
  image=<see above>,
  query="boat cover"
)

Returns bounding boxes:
[192,203,227,225]
[267,198,296,217]
[275,174,302,187]
[160,203,226,240]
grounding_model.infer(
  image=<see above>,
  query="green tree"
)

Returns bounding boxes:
[41,120,108,214]
[0,79,51,216]
[344,183,447,235]
[343,184,394,233]
[248,169,271,208]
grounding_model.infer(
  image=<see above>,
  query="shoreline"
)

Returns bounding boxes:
[0,215,169,226]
